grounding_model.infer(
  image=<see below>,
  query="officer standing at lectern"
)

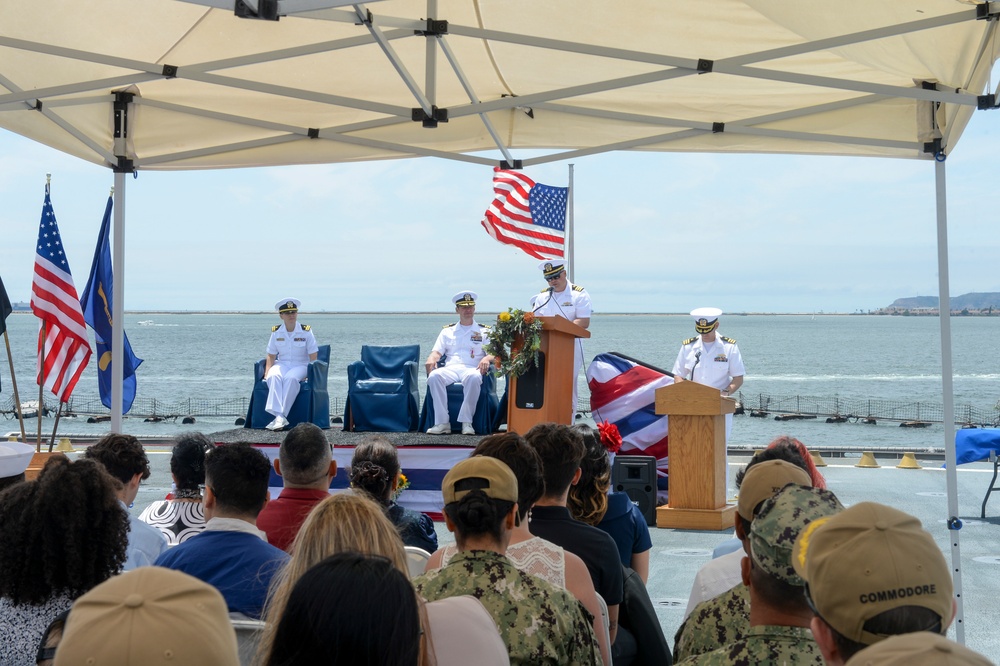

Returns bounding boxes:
[264,298,319,431]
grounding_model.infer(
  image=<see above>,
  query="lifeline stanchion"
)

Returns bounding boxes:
[856,451,880,468]
[897,452,922,469]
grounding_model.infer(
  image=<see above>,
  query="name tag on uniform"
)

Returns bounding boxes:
[276,337,286,342]
[294,337,306,342]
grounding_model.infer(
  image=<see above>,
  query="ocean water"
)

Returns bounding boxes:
[2,312,998,449]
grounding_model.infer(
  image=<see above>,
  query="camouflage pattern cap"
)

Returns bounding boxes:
[749,484,843,586]
[844,632,992,666]
[737,459,813,521]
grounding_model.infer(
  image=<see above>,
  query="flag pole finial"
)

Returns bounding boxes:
[109,186,114,196]
[45,173,51,186]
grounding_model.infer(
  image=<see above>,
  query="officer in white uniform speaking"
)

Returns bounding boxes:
[529,260,592,418]
[425,291,495,435]
[672,307,745,441]
[264,298,319,431]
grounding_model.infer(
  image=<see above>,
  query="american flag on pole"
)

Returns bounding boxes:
[587,352,672,486]
[481,167,567,260]
[30,183,92,402]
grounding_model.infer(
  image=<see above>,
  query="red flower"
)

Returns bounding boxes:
[597,420,622,453]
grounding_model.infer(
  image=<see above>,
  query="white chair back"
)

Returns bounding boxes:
[405,545,432,577]
[595,592,612,654]
[231,617,267,666]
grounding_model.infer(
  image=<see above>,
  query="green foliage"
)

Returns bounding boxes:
[484,308,544,378]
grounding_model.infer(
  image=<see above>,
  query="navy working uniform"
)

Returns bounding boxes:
[264,298,319,430]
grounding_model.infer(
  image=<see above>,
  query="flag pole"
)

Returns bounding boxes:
[37,322,45,451]
[48,401,63,452]
[567,163,575,281]
[112,176,125,432]
[3,331,27,442]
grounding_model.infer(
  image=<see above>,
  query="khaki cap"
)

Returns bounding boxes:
[55,567,239,666]
[750,484,843,585]
[844,632,992,666]
[737,459,812,521]
[442,456,518,505]
[792,502,953,646]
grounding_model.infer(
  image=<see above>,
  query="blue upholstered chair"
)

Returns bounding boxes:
[345,345,420,432]
[417,359,500,435]
[245,344,331,429]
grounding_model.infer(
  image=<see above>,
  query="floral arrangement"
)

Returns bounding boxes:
[391,472,410,501]
[484,308,544,378]
[597,420,623,454]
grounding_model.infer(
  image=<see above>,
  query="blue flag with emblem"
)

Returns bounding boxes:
[80,195,143,413]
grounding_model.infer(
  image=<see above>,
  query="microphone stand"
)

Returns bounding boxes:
[690,351,701,380]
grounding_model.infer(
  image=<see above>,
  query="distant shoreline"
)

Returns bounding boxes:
[8,310,962,317]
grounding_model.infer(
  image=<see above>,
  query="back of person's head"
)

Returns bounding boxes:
[204,442,271,518]
[792,502,953,660]
[349,435,400,504]
[265,553,421,666]
[524,422,585,498]
[747,484,843,613]
[0,456,127,605]
[441,456,517,546]
[53,568,239,666]
[279,423,332,486]
[734,441,815,537]
[735,437,810,489]
[83,433,151,484]
[473,433,543,523]
[567,424,611,525]
[842,632,992,666]
[170,432,214,492]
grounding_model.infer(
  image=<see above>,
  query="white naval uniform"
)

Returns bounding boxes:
[265,322,319,418]
[529,282,592,416]
[426,321,491,426]
[672,334,745,441]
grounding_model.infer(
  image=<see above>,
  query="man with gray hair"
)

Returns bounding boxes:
[257,423,336,551]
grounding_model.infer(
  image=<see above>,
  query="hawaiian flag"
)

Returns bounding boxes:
[587,352,672,485]
[481,167,567,260]
[31,183,92,402]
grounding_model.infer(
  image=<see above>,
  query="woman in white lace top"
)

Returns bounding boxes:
[425,434,611,666]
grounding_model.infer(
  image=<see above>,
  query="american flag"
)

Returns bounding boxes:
[587,352,673,487]
[31,183,92,402]
[481,167,567,260]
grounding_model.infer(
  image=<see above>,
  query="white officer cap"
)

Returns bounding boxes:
[691,307,722,333]
[0,441,34,479]
[452,291,478,307]
[539,260,565,279]
[275,298,301,313]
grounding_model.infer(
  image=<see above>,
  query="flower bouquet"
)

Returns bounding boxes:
[391,472,410,501]
[484,308,544,378]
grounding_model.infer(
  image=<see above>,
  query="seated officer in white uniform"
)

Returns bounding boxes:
[672,307,745,441]
[529,261,592,418]
[425,291,495,435]
[264,298,319,431]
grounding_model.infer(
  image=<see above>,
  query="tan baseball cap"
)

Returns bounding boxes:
[737,459,812,521]
[792,502,953,646]
[844,632,992,666]
[442,456,518,505]
[54,567,239,666]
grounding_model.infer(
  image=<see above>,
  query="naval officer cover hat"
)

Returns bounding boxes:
[275,298,301,313]
[691,307,722,333]
[452,291,478,307]
[539,260,565,279]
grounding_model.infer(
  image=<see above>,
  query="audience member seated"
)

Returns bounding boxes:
[570,425,652,584]
[426,432,611,666]
[414,456,601,665]
[792,502,956,666]
[139,432,214,545]
[0,456,128,666]
[678,484,843,665]
[34,610,68,666]
[262,553,422,666]
[674,456,812,662]
[53,567,239,666]
[840,632,992,666]
[349,435,438,553]
[156,442,289,619]
[0,440,33,492]
[83,433,168,569]
[524,423,624,649]
[257,423,336,551]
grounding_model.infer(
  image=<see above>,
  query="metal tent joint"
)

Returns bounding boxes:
[977,94,998,110]
[235,0,279,21]
[114,157,135,174]
[113,91,134,139]
[412,105,448,128]
[162,64,178,79]
[948,517,963,531]
[712,122,725,133]
[976,2,999,20]
[499,159,523,169]
[697,58,714,73]
[307,128,320,139]
[416,19,448,36]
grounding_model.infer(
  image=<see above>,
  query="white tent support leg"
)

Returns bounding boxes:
[935,155,964,643]
[111,170,125,433]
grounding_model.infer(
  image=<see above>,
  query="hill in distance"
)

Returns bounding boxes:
[889,292,1000,310]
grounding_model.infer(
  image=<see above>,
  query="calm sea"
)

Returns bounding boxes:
[2,312,998,449]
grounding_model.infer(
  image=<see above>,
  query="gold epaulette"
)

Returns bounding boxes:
[272,325,281,332]
[443,322,456,328]
[540,288,549,294]
[572,284,585,292]
[721,336,736,344]
[302,324,310,331]
[683,336,697,345]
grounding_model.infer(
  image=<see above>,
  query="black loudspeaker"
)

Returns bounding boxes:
[514,351,545,410]
[611,455,658,526]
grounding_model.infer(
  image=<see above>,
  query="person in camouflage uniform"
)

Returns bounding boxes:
[677,484,843,665]
[412,456,600,666]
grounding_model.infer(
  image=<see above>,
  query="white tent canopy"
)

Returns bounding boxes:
[3,0,999,644]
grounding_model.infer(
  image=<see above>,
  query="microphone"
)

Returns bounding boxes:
[532,286,555,313]
[690,351,701,381]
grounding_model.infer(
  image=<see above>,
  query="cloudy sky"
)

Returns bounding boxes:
[2,109,999,314]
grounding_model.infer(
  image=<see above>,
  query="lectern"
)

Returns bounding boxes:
[507,316,590,434]
[654,380,737,530]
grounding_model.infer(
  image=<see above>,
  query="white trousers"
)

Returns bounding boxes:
[427,366,483,425]
[265,363,307,418]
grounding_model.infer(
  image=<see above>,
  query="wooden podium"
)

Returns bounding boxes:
[507,316,590,434]
[654,380,737,530]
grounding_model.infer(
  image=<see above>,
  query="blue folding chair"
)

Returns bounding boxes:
[417,359,500,435]
[345,345,420,432]
[245,345,331,429]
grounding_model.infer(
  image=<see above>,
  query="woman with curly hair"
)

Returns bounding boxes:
[0,456,129,666]
[139,433,214,544]
[569,424,652,584]
[349,435,438,553]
